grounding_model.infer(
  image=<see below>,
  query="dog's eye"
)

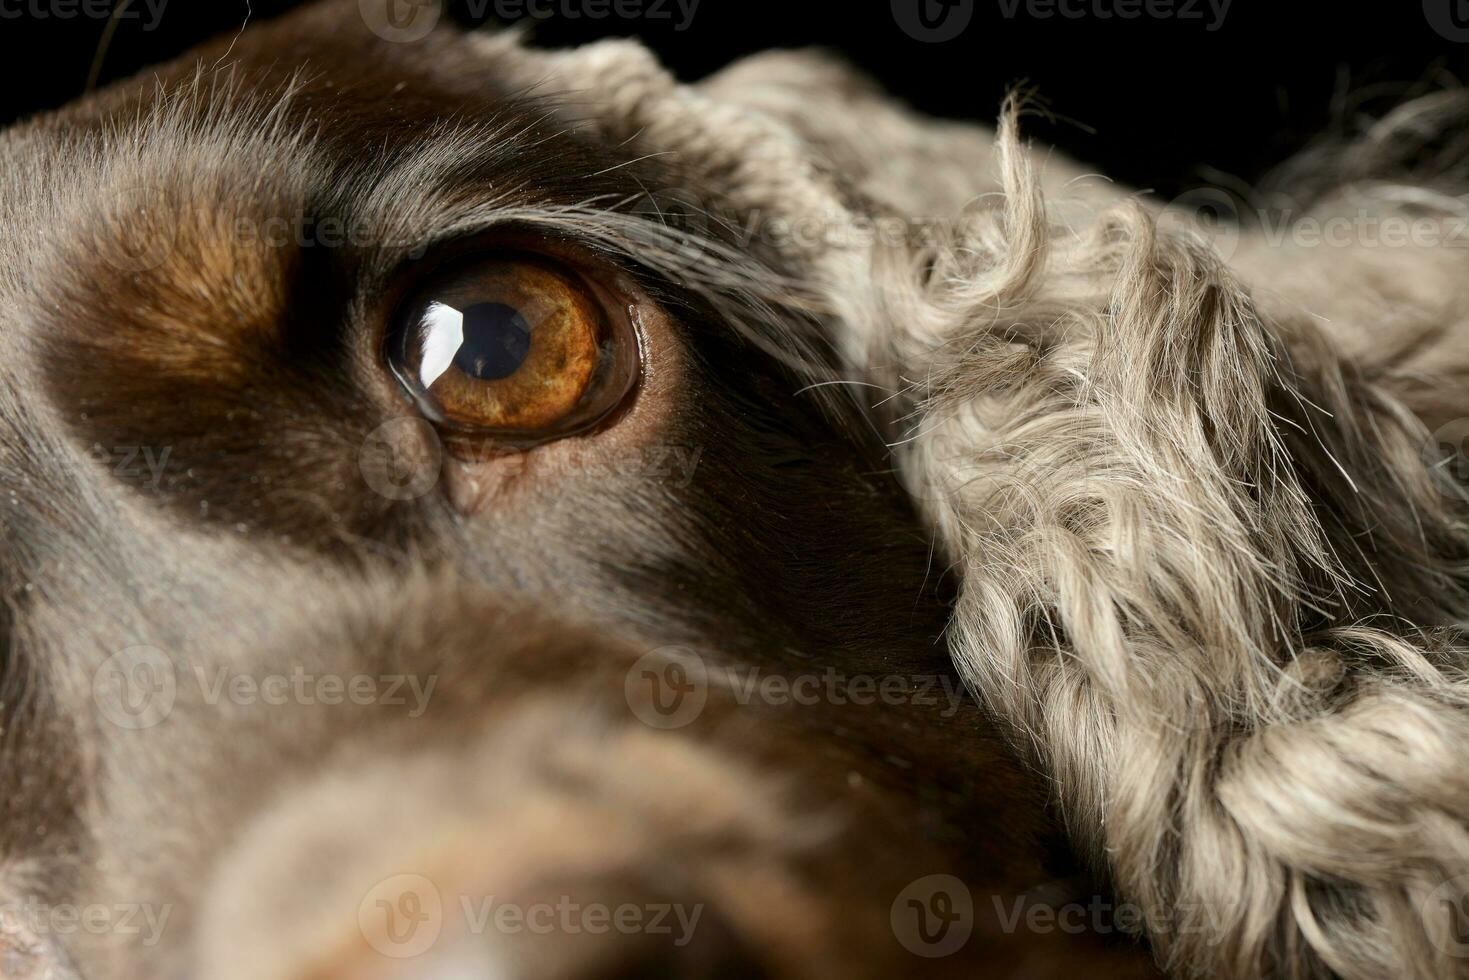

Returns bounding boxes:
[386,255,638,439]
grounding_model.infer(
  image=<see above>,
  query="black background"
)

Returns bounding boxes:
[1,0,1466,195]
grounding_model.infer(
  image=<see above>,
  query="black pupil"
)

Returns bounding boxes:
[453,302,532,381]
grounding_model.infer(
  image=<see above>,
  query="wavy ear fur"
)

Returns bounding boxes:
[903,121,1469,980]
[490,38,1469,978]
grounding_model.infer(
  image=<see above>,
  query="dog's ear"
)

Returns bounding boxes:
[476,33,1469,979]
[745,79,1469,980]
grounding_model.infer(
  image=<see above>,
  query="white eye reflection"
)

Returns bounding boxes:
[417,301,465,389]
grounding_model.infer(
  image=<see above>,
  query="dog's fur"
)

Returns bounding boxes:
[683,54,1469,980]
[2,2,1469,978]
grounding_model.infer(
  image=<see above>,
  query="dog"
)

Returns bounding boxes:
[2,2,1469,978]
[0,3,1161,978]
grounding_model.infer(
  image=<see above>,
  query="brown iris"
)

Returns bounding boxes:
[387,255,635,440]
